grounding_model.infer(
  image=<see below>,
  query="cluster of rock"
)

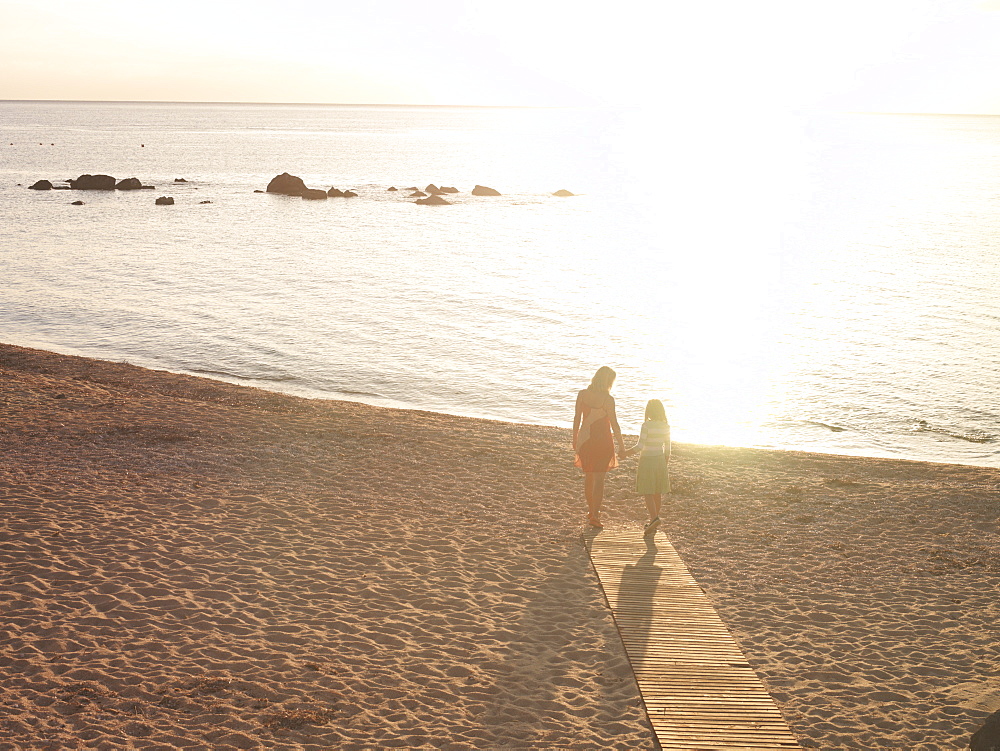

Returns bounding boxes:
[28,171,575,208]
[26,173,188,205]
[401,183,501,200]
[405,184,460,196]
[263,174,535,206]
[29,174,157,191]
[265,173,358,200]
[406,184,460,205]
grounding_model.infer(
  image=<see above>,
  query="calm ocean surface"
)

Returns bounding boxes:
[1,100,998,467]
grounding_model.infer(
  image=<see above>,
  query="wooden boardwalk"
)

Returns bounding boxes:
[586,529,800,750]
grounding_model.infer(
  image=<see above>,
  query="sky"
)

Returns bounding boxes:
[3,0,1000,113]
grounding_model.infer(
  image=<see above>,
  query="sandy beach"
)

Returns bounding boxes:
[1,342,998,750]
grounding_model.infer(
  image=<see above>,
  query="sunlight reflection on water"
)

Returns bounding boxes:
[1,102,998,466]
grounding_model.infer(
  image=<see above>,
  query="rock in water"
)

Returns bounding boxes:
[174,178,188,182]
[387,186,398,191]
[415,194,452,205]
[115,177,143,190]
[71,200,85,205]
[154,196,174,205]
[266,172,307,196]
[971,709,1000,751]
[327,187,345,197]
[471,185,501,196]
[440,186,459,193]
[302,188,328,200]
[553,189,574,197]
[70,174,116,190]
[409,190,427,197]
[342,190,358,197]
[425,184,444,195]
[29,180,53,190]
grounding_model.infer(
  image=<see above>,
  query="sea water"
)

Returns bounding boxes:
[1,101,998,467]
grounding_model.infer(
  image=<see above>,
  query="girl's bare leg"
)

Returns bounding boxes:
[644,493,661,522]
[643,494,663,536]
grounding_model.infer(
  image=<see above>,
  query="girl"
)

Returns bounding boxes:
[573,366,625,528]
[622,399,671,536]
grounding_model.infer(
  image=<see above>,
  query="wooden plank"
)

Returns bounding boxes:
[586,529,800,750]
[643,707,792,716]
[639,691,778,697]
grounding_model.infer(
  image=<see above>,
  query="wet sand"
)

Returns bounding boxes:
[1,342,998,749]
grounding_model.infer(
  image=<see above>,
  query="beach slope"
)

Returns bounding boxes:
[1,342,998,749]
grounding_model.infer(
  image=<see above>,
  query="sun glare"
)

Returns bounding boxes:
[2,0,999,111]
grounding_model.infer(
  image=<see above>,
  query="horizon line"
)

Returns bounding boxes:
[847,109,1000,118]
[0,97,575,110]
[2,99,999,118]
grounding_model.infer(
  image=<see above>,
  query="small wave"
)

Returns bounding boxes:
[190,368,243,379]
[336,388,383,398]
[805,420,847,432]
[190,368,297,384]
[915,421,995,444]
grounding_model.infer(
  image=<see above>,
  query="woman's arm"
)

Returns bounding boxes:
[607,396,625,455]
[572,390,584,449]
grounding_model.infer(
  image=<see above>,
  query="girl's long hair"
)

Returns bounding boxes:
[644,399,667,423]
[588,366,616,393]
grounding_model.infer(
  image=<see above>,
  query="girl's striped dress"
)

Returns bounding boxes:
[634,420,671,494]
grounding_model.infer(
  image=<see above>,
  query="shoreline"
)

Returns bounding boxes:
[5,337,996,472]
[2,341,999,749]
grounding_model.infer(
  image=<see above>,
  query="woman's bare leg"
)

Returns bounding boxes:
[592,472,606,517]
[585,472,606,524]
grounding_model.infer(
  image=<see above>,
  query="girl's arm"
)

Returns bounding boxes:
[623,421,646,458]
[608,396,625,456]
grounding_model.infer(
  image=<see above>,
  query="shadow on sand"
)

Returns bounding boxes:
[477,537,657,749]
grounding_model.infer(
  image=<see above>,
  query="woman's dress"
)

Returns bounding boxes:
[574,398,618,472]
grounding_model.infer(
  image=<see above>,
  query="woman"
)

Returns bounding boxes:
[573,366,625,528]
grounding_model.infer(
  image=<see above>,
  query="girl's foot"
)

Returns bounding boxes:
[588,514,603,529]
[643,517,660,536]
